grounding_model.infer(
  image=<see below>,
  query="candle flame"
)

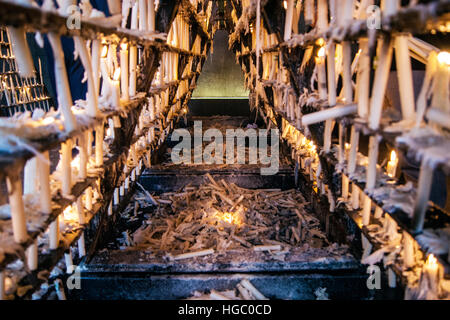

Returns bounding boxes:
[437,51,450,67]
[63,205,78,222]
[283,1,288,10]
[215,210,242,226]
[113,68,121,81]
[316,38,325,47]
[101,45,108,58]
[426,254,438,268]
[317,47,326,59]
[120,43,128,51]
[390,150,397,162]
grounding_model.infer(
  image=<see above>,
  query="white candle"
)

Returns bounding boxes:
[316,46,328,100]
[8,27,35,78]
[48,33,77,132]
[129,45,137,97]
[424,254,439,293]
[302,104,357,126]
[374,206,383,219]
[386,150,398,178]
[120,43,130,102]
[304,0,314,25]
[369,38,393,130]
[61,140,72,196]
[284,0,294,41]
[365,135,379,191]
[23,158,37,195]
[317,0,328,31]
[412,158,434,233]
[26,239,38,271]
[352,184,360,209]
[139,0,148,31]
[85,187,93,211]
[395,35,416,121]
[431,52,450,114]
[78,233,86,257]
[78,134,88,179]
[342,175,349,200]
[362,194,371,226]
[403,231,415,268]
[114,188,119,205]
[92,40,101,96]
[37,151,52,214]
[95,122,104,167]
[348,126,359,174]
[357,40,370,119]
[49,217,59,250]
[65,250,74,274]
[111,68,121,108]
[148,0,155,32]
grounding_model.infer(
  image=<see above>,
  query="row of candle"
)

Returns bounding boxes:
[0,1,212,299]
[233,0,449,299]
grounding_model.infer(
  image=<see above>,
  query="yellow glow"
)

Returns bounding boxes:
[283,1,288,10]
[317,47,326,59]
[63,205,78,222]
[120,43,128,51]
[316,38,325,47]
[390,150,397,162]
[427,254,437,265]
[345,143,351,150]
[101,45,108,58]
[113,68,121,81]
[437,51,450,66]
[215,211,242,226]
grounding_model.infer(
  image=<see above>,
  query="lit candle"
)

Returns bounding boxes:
[431,51,450,114]
[386,150,398,178]
[424,254,440,293]
[316,45,327,100]
[120,43,129,102]
[111,68,121,108]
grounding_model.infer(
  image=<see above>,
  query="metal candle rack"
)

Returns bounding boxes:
[0,27,51,116]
